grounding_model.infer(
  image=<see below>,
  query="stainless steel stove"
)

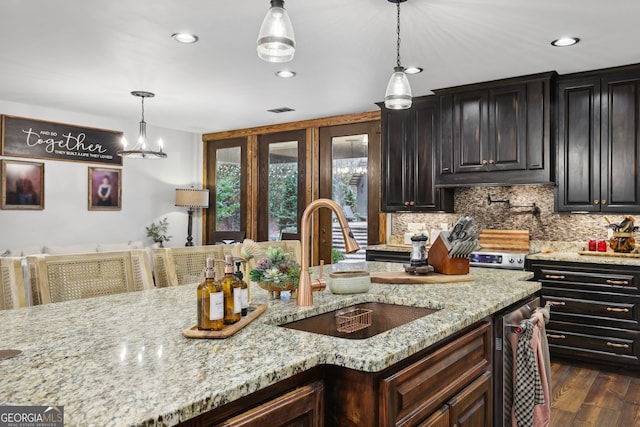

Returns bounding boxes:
[469,250,527,270]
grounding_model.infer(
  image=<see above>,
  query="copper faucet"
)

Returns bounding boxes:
[297,198,361,306]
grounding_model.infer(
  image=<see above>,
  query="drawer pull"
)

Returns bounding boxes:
[606,342,630,349]
[547,334,566,339]
[606,307,630,313]
[606,279,630,286]
[544,275,566,280]
[547,301,566,306]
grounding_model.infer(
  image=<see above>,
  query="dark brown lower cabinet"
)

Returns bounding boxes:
[218,380,324,427]
[180,321,492,427]
[447,371,491,427]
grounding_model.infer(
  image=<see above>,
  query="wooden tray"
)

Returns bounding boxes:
[370,271,474,284]
[577,251,640,258]
[182,303,267,339]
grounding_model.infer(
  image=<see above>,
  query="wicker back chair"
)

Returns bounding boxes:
[0,257,27,310]
[152,245,227,287]
[27,249,154,305]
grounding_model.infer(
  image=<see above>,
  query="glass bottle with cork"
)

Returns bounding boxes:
[220,254,242,324]
[197,257,224,330]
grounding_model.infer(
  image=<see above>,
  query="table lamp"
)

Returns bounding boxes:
[175,188,210,246]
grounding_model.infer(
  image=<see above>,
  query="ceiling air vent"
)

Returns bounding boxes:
[267,107,295,113]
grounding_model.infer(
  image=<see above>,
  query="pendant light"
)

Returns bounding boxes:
[118,91,167,159]
[384,0,412,110]
[257,0,296,63]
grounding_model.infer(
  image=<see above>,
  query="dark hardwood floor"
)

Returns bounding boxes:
[550,360,640,426]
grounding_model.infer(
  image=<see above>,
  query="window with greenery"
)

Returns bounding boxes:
[215,146,241,231]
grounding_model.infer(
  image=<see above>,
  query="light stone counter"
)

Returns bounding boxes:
[0,262,538,426]
[527,251,640,267]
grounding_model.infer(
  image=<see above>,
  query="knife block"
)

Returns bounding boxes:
[429,235,470,275]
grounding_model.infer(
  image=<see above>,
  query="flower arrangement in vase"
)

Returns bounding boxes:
[249,247,300,299]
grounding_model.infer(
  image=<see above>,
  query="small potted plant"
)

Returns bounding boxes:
[249,246,300,299]
[146,217,172,247]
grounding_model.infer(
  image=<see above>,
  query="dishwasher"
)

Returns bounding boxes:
[493,295,541,427]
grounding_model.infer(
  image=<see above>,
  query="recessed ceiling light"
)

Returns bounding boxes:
[275,70,297,78]
[404,66,423,75]
[171,33,199,44]
[551,37,580,47]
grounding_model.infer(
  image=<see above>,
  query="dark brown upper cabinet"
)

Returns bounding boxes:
[556,66,640,212]
[378,97,454,213]
[435,72,556,187]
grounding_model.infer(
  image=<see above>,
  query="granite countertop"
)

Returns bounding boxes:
[527,251,640,267]
[0,262,539,426]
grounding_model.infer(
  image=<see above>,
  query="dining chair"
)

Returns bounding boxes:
[0,257,27,309]
[27,249,154,305]
[212,230,246,244]
[152,245,227,287]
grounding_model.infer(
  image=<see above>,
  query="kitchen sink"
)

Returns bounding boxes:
[279,302,439,340]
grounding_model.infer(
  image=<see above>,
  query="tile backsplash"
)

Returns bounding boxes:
[390,185,630,245]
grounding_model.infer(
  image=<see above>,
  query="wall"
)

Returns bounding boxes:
[0,100,202,252]
[391,185,624,245]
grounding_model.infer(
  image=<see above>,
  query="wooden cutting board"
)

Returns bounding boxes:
[370,271,474,284]
[479,229,530,253]
[578,251,640,258]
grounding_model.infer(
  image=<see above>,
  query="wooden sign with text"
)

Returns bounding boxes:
[1,115,123,165]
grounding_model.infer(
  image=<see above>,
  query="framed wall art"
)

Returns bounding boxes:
[88,167,121,211]
[1,159,45,210]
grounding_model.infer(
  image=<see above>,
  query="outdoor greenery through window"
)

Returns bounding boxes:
[215,146,241,231]
[268,141,299,240]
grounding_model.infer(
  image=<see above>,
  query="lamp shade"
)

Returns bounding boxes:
[384,66,412,110]
[175,188,210,208]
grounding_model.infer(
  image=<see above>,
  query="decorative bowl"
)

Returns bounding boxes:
[327,270,371,294]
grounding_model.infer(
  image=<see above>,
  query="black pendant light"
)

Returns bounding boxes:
[384,0,412,110]
[118,91,167,159]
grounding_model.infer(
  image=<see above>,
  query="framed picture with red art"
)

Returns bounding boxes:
[1,159,45,210]
[88,167,121,211]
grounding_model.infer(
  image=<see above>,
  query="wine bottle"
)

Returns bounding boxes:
[197,257,224,331]
[234,260,249,316]
[221,254,241,324]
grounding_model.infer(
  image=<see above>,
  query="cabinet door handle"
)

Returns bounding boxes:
[547,334,566,339]
[530,163,541,168]
[409,201,415,206]
[482,159,488,165]
[601,200,607,205]
[488,159,495,165]
[404,201,410,207]
[544,275,565,280]
[546,301,566,306]
[442,167,450,172]
[606,342,630,349]
[594,199,600,205]
[606,279,630,286]
[607,307,630,313]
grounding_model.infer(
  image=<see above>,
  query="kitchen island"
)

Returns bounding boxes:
[0,262,539,426]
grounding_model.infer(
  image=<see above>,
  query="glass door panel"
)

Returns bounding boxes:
[268,141,299,240]
[215,146,242,231]
[257,130,306,242]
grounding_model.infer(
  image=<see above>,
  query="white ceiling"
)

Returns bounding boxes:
[1,0,639,134]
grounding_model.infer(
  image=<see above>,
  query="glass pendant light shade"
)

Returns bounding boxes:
[385,66,412,109]
[257,0,296,63]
